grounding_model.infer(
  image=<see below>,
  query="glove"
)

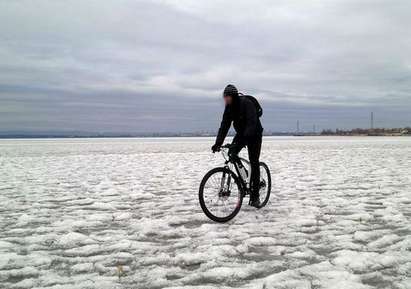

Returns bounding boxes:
[211,144,221,153]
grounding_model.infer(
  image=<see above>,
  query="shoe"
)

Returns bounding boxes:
[249,198,262,209]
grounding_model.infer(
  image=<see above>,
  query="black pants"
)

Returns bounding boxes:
[231,135,262,200]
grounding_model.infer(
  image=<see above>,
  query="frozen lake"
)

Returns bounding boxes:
[0,136,411,289]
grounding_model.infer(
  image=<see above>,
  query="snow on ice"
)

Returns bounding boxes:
[0,137,411,288]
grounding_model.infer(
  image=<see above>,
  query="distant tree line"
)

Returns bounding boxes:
[321,127,411,136]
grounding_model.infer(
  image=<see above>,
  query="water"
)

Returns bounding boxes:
[0,137,410,289]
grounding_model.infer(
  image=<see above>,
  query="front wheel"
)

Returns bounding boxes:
[199,167,243,223]
[256,162,271,208]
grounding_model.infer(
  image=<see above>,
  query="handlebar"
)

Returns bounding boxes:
[221,144,233,149]
[214,143,233,153]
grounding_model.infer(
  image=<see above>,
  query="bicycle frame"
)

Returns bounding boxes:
[221,148,250,196]
[239,157,252,184]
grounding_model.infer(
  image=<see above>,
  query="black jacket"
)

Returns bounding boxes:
[215,95,263,146]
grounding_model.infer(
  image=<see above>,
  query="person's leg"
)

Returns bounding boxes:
[247,136,262,201]
[229,135,244,164]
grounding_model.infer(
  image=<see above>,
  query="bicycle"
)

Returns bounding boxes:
[199,144,271,223]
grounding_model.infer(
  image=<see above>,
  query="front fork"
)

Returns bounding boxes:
[220,168,232,191]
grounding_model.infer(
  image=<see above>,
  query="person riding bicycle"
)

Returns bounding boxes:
[211,84,264,208]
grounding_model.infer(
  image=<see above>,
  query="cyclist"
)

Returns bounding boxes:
[211,84,264,208]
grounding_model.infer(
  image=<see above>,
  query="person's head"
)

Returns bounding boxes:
[223,84,238,105]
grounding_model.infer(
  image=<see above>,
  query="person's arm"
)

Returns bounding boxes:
[215,106,232,146]
[243,100,258,139]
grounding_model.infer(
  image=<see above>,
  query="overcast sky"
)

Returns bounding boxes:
[0,0,410,134]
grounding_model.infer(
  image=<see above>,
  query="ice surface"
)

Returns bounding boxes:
[0,136,411,288]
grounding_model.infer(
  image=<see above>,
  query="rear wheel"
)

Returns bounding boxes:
[199,167,243,223]
[256,162,271,208]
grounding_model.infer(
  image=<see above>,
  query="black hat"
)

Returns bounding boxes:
[223,84,238,97]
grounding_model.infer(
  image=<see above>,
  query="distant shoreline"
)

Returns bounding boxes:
[2,127,410,139]
[0,134,410,139]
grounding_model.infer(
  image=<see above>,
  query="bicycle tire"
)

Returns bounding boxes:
[199,167,243,223]
[256,162,271,208]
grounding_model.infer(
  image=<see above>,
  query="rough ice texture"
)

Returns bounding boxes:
[0,136,411,289]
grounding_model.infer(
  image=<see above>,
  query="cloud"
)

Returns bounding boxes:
[0,0,410,133]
